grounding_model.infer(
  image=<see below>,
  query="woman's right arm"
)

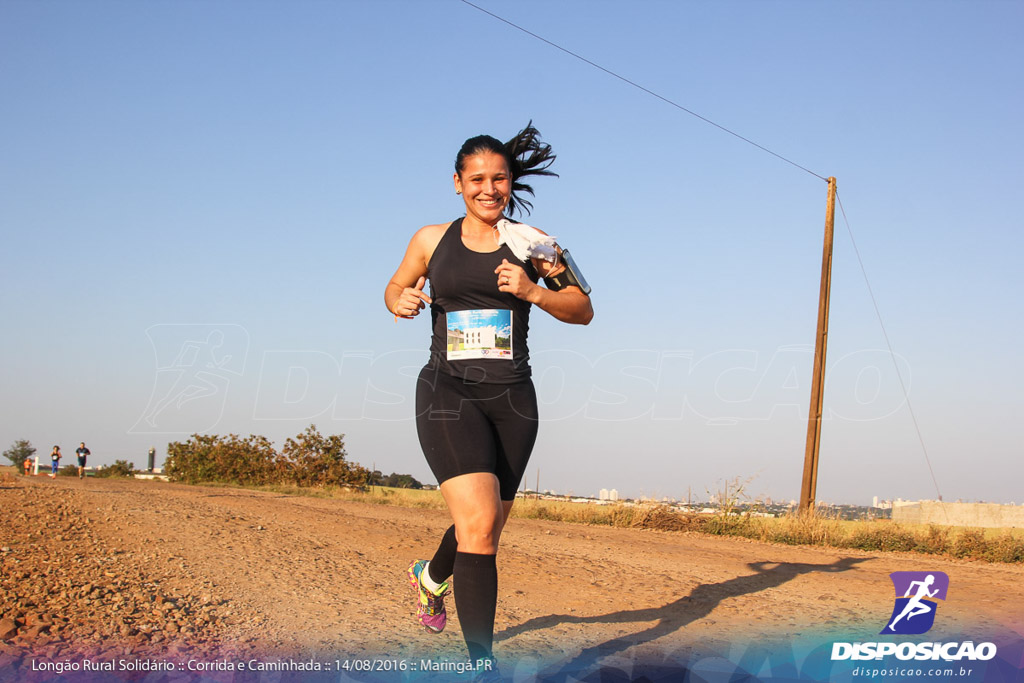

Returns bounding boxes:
[384,224,445,318]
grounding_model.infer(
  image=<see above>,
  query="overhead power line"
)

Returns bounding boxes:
[836,193,945,505]
[458,0,829,183]
[459,0,945,504]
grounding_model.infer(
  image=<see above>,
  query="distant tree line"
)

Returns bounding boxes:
[368,471,423,489]
[165,425,368,488]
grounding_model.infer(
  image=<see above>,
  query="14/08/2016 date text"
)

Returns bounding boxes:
[338,659,493,674]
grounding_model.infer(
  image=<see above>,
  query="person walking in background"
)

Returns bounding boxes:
[49,445,61,478]
[75,442,90,479]
[23,455,32,476]
[385,122,593,678]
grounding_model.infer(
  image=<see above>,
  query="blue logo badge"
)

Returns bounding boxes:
[881,571,949,635]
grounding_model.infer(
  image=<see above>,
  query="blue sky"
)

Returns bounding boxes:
[448,309,511,335]
[2,1,1021,505]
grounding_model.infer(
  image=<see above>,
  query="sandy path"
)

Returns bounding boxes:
[1,476,1021,681]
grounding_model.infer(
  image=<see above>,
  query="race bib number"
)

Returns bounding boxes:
[446,309,512,360]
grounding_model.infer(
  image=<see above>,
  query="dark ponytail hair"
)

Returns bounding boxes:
[455,120,558,217]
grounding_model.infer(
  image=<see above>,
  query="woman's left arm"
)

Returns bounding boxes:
[530,283,594,325]
[495,258,593,325]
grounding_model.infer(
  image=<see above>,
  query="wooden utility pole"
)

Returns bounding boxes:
[799,177,837,514]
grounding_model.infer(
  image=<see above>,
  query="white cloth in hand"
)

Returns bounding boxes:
[494,219,558,263]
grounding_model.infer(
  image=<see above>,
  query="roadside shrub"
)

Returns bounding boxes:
[913,525,951,555]
[368,471,424,489]
[607,505,640,527]
[847,523,918,552]
[58,464,80,477]
[282,425,368,488]
[950,528,988,559]
[983,532,1024,563]
[699,512,756,536]
[166,425,367,489]
[166,434,278,485]
[95,460,136,478]
[526,504,556,521]
[763,512,843,547]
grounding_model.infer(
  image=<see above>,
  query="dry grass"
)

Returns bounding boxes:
[26,469,1017,565]
[494,497,1022,564]
[195,484,1024,563]
[682,510,1023,563]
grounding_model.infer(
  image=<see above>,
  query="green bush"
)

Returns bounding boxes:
[847,524,919,552]
[95,460,136,478]
[165,425,367,489]
[368,471,424,489]
[166,434,278,485]
[58,464,80,477]
[282,425,368,488]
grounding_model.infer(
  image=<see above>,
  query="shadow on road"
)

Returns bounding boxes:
[497,556,870,682]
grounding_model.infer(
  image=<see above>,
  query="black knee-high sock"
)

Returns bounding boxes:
[427,525,458,585]
[453,551,497,662]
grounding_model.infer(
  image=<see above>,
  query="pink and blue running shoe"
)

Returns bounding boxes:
[407,559,449,633]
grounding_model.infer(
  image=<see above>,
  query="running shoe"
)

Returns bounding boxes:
[407,559,449,633]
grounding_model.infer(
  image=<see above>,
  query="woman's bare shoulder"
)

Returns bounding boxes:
[416,222,451,239]
[411,221,451,254]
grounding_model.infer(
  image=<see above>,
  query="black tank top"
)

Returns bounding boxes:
[427,217,538,384]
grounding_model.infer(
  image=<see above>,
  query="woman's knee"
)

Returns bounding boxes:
[455,513,504,553]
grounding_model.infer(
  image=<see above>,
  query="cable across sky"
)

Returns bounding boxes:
[459,0,947,504]
[458,0,830,183]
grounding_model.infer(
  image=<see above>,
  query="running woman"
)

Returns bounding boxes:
[49,445,61,478]
[385,123,593,674]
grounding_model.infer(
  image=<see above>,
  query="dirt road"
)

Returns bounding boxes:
[1,476,1022,681]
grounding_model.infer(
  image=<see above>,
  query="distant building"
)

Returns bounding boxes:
[465,326,496,349]
[609,489,619,502]
[873,497,941,511]
[599,488,609,500]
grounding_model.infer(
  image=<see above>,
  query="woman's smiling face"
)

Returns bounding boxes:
[454,151,511,226]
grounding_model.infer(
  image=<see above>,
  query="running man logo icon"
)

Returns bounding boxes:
[882,571,949,635]
[130,324,249,434]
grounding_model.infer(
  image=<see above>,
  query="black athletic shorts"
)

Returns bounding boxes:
[415,365,539,501]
